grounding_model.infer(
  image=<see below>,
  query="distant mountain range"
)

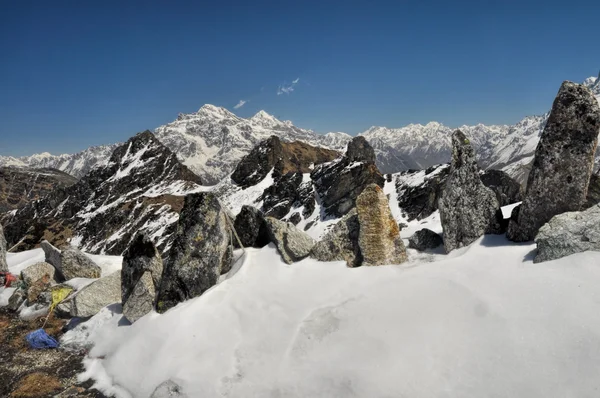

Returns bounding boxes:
[1,74,598,184]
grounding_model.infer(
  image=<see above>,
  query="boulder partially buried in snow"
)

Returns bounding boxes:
[150,380,189,398]
[71,271,121,318]
[233,205,270,248]
[508,81,600,242]
[20,262,56,286]
[264,217,316,264]
[310,209,362,267]
[438,130,502,253]
[121,233,164,323]
[42,240,102,281]
[408,229,444,251]
[534,204,600,263]
[0,223,7,272]
[356,184,407,266]
[156,192,232,313]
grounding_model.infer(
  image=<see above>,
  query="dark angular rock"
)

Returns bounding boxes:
[231,136,284,188]
[8,288,26,311]
[156,193,232,313]
[121,233,163,322]
[289,212,302,225]
[261,172,303,219]
[310,209,362,267]
[0,223,7,273]
[264,217,315,264]
[480,169,523,206]
[395,165,450,221]
[233,206,270,248]
[312,137,385,217]
[408,229,443,251]
[584,173,600,209]
[508,81,600,242]
[438,130,501,253]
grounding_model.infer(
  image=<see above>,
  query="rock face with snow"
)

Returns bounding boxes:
[312,137,385,217]
[480,169,523,206]
[408,229,444,251]
[394,165,450,221]
[439,130,502,253]
[122,234,164,322]
[3,131,203,255]
[534,204,600,263]
[156,193,232,313]
[310,209,362,267]
[0,166,77,212]
[507,82,600,242]
[71,271,121,318]
[264,217,316,264]
[356,184,407,266]
[0,223,7,272]
[233,206,269,248]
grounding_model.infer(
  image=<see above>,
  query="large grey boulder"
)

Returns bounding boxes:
[0,223,7,273]
[534,204,600,263]
[156,193,232,313]
[20,262,55,286]
[480,169,523,206]
[41,240,101,280]
[310,209,362,267]
[233,205,269,248]
[356,184,408,266]
[508,81,600,242]
[121,233,163,323]
[408,229,444,251]
[264,217,316,264]
[71,271,121,318]
[150,380,189,398]
[438,130,502,253]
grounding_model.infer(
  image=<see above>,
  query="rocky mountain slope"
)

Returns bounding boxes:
[2,131,203,255]
[2,74,598,186]
[0,167,78,212]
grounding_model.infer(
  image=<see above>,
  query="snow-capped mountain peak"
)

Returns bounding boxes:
[250,110,283,127]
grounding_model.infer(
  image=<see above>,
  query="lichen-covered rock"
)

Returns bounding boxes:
[508,81,600,242]
[0,223,7,272]
[71,271,121,318]
[438,130,502,253]
[312,137,384,217]
[264,217,316,264]
[60,246,101,280]
[480,169,523,206]
[27,274,52,304]
[309,209,362,267]
[156,193,232,313]
[121,233,163,322]
[20,262,55,286]
[233,205,269,248]
[408,229,444,251]
[534,204,600,263]
[8,288,26,311]
[151,380,189,398]
[356,184,407,266]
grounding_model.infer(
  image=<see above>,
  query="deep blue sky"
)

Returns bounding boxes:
[1,1,599,156]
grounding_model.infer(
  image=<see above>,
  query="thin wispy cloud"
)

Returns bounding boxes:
[234,99,248,109]
[277,77,300,95]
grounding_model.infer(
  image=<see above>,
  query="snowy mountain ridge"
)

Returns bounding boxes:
[1,74,598,183]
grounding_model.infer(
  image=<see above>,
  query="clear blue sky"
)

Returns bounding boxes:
[1,0,599,156]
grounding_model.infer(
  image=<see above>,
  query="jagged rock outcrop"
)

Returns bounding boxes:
[0,223,7,272]
[312,137,385,217]
[309,209,362,267]
[480,169,523,206]
[121,234,163,323]
[41,240,101,280]
[356,184,407,266]
[0,167,77,212]
[71,271,121,318]
[264,217,316,264]
[408,229,444,251]
[3,131,203,254]
[438,130,502,253]
[507,81,600,242]
[394,165,450,221]
[20,262,55,286]
[156,193,232,313]
[534,204,600,263]
[233,206,269,248]
[7,288,26,311]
